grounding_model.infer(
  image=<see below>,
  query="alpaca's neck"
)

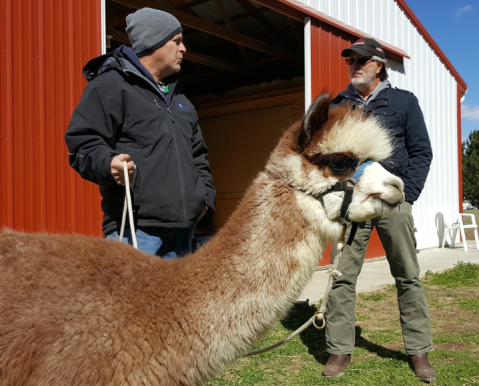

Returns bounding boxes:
[204,170,336,293]
[177,171,338,370]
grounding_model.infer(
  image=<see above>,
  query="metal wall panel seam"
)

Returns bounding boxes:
[45,0,59,232]
[67,0,79,233]
[47,0,67,233]
[12,0,27,230]
[36,0,48,232]
[0,0,15,228]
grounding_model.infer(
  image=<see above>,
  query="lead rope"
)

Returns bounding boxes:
[245,223,348,357]
[313,223,347,326]
[119,161,138,249]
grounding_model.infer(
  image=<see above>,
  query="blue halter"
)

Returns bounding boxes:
[322,159,374,222]
[349,159,374,184]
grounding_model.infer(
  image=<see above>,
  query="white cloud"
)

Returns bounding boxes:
[462,105,479,121]
[455,5,473,17]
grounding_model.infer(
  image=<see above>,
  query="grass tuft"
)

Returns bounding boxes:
[358,293,387,301]
[423,261,479,287]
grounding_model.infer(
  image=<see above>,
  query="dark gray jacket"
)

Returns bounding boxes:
[65,46,216,235]
[331,82,432,203]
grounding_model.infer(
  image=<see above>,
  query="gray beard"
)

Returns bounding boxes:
[351,72,376,91]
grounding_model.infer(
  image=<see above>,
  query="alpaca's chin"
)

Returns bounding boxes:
[347,199,401,222]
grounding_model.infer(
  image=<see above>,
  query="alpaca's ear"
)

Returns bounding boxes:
[297,93,332,152]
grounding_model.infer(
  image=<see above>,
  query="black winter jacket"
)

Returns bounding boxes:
[331,83,433,203]
[65,46,216,235]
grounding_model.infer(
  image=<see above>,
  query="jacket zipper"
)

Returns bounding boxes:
[167,107,174,123]
[154,98,174,123]
[123,67,173,121]
[154,97,187,224]
[122,67,191,225]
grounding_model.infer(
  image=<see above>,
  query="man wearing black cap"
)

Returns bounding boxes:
[65,8,215,258]
[322,38,435,383]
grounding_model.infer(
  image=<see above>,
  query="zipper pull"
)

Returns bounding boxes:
[167,107,174,123]
[153,98,161,111]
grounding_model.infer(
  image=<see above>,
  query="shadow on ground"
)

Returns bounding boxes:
[280,302,408,365]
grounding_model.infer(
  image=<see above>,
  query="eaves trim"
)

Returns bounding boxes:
[255,0,409,60]
[255,0,467,93]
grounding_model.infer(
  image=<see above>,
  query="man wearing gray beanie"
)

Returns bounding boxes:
[65,8,216,258]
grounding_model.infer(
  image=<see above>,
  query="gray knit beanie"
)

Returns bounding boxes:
[126,8,183,58]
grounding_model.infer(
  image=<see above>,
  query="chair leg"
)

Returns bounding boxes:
[473,228,479,250]
[451,228,458,248]
[459,227,468,252]
[442,229,447,248]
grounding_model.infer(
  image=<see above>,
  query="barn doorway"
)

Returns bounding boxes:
[104,0,305,234]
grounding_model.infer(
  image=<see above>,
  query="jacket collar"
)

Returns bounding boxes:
[114,45,156,83]
[338,80,391,106]
[82,45,179,102]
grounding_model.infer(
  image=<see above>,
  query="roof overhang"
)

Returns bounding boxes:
[253,0,467,93]
[253,0,409,62]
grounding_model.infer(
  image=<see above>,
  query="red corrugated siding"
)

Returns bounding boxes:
[1,0,15,228]
[0,0,103,236]
[310,20,386,265]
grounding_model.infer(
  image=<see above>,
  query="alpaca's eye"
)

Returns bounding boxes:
[328,156,358,176]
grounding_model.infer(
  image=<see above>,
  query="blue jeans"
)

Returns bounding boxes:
[106,225,195,259]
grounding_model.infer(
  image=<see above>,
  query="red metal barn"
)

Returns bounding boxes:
[1,0,103,236]
[0,0,466,266]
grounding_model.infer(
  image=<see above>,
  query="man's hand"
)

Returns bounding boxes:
[111,154,135,186]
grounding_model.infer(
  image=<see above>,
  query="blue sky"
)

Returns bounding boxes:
[406,1,478,142]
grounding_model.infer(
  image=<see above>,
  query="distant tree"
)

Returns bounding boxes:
[462,129,479,207]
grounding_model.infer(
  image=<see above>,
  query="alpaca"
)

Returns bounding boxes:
[0,94,404,385]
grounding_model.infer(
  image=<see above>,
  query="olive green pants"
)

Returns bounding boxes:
[325,202,432,355]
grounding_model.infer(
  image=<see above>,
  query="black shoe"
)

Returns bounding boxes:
[322,354,351,379]
[409,353,436,383]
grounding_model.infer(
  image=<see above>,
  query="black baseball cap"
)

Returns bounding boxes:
[341,38,385,59]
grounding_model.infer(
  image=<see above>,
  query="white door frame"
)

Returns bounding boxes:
[304,17,312,112]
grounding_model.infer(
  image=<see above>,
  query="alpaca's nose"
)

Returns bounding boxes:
[384,175,405,204]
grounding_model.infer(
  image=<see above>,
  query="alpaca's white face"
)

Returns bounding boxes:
[321,161,404,221]
[268,94,405,225]
[307,100,404,222]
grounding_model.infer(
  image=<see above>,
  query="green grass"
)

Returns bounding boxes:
[208,263,479,385]
[463,208,479,219]
[423,261,479,287]
[358,293,387,301]
[462,209,479,239]
[458,298,479,314]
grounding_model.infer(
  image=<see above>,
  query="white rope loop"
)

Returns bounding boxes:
[119,160,138,249]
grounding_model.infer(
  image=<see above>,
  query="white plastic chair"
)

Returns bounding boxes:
[441,206,479,252]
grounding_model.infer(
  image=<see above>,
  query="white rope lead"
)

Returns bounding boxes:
[245,315,316,357]
[314,226,346,325]
[245,224,347,357]
[119,160,138,249]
